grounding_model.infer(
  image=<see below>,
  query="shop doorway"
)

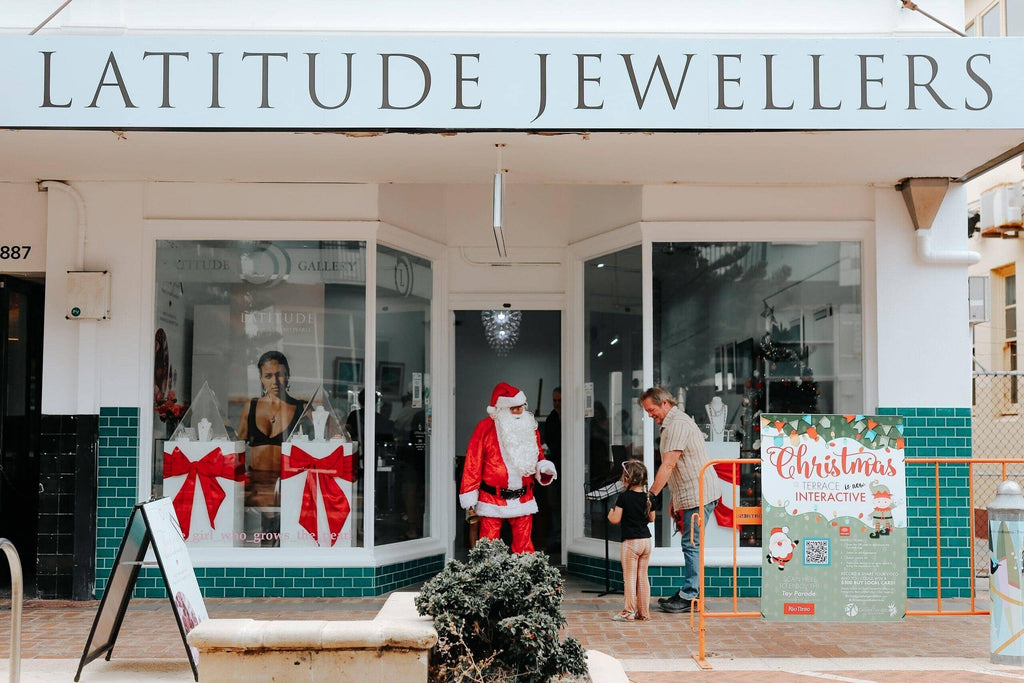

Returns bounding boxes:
[0,276,44,587]
[452,309,562,562]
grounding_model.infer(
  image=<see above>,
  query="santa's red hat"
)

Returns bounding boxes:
[487,382,527,415]
[770,527,788,536]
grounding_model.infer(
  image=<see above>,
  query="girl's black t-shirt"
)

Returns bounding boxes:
[615,489,652,540]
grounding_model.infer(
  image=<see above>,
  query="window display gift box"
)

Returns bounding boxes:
[280,393,358,548]
[161,383,247,547]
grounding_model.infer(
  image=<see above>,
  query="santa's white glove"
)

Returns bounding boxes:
[536,460,557,486]
[459,490,479,509]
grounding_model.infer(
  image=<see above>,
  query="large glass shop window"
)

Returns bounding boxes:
[153,240,368,549]
[582,247,643,542]
[373,246,432,546]
[651,241,862,549]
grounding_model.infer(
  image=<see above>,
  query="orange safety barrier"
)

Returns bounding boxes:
[688,456,1012,670]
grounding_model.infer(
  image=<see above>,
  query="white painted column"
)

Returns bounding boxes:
[873,184,972,409]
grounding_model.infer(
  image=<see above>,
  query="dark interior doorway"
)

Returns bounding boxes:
[0,275,44,588]
[453,309,562,562]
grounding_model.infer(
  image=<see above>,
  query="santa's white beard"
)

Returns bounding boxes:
[493,409,540,482]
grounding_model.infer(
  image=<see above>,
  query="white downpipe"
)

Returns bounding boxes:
[38,180,87,270]
[38,180,98,413]
[916,229,980,265]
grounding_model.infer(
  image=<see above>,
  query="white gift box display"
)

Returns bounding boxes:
[280,439,357,548]
[162,439,246,547]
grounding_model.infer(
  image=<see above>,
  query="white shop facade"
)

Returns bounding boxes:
[0,31,1016,598]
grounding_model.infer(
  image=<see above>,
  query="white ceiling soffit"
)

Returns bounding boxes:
[1,128,1022,186]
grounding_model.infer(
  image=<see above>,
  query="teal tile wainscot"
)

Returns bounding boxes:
[568,407,972,599]
[96,406,443,598]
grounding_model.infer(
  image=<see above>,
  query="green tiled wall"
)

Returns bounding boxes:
[570,407,973,600]
[878,407,973,599]
[123,555,445,598]
[96,406,443,598]
[96,407,142,596]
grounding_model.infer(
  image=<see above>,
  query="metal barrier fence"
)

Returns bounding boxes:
[690,456,1020,670]
[972,371,1024,574]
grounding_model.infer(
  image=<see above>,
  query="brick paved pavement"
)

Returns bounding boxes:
[0,578,1013,681]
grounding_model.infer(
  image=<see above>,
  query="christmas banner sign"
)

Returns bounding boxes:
[760,414,906,622]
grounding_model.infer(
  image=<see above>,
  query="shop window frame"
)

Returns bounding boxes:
[139,219,446,570]
[568,220,872,568]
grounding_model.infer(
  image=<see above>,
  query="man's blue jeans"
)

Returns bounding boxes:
[676,499,718,600]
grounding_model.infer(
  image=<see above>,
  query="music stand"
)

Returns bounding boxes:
[583,479,625,596]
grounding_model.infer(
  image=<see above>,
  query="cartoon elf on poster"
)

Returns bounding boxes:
[868,480,897,539]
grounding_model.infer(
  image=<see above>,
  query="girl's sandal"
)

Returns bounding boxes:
[634,614,651,621]
[611,611,635,622]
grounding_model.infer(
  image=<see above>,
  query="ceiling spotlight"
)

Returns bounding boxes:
[492,144,507,258]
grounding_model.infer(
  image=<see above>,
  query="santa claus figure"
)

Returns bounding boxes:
[459,382,558,553]
[766,526,798,570]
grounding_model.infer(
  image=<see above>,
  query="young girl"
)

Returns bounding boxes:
[607,459,655,622]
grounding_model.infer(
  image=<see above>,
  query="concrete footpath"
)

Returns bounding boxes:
[0,578,1019,682]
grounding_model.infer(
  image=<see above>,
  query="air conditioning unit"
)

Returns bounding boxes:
[980,182,1023,235]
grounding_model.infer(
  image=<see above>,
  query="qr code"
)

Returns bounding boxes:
[803,539,830,566]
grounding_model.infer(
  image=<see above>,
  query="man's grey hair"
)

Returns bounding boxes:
[638,386,676,407]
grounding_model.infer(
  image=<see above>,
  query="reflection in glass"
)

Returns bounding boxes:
[583,246,643,542]
[651,241,862,548]
[375,246,432,545]
[152,240,367,548]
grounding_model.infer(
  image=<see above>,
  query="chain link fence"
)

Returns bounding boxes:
[972,371,1024,575]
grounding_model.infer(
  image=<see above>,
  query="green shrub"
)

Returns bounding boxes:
[415,539,590,682]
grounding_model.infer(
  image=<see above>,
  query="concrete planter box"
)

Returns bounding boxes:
[188,592,626,682]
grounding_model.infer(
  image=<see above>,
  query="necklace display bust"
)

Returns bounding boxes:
[705,396,728,442]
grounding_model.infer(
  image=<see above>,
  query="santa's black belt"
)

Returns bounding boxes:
[480,482,528,499]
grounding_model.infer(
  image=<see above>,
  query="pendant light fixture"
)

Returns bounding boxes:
[481,308,521,356]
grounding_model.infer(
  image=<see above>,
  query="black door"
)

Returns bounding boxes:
[0,276,44,586]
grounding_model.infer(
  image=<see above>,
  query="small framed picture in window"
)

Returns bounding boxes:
[377,362,404,398]
[334,358,362,394]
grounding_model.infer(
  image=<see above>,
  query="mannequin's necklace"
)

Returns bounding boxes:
[270,414,278,424]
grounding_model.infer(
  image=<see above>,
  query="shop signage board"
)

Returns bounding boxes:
[760,414,906,622]
[0,36,1021,129]
[75,497,207,682]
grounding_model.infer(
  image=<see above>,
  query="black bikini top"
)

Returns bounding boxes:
[246,397,304,447]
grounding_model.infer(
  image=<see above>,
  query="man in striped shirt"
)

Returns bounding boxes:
[641,387,722,614]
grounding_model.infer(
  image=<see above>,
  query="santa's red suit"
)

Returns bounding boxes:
[459,382,557,553]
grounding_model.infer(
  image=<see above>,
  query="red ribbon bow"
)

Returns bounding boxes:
[281,445,356,547]
[162,447,245,539]
[712,462,741,527]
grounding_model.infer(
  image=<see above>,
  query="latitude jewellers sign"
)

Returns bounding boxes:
[6,35,1024,130]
